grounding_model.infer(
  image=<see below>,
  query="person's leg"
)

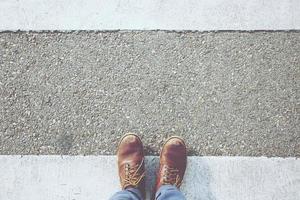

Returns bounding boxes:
[109,133,145,200]
[155,185,185,200]
[110,187,142,200]
[153,136,187,200]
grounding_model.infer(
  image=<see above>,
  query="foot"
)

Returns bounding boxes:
[155,136,187,191]
[117,133,145,198]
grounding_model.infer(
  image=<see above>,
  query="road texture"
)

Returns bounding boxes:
[0,31,299,156]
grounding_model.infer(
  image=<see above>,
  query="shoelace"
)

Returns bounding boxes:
[123,158,145,188]
[162,165,181,187]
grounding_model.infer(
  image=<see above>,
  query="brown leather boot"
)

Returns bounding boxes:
[117,133,145,198]
[155,136,187,192]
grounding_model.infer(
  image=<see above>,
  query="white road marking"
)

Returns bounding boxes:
[0,156,299,200]
[0,0,299,31]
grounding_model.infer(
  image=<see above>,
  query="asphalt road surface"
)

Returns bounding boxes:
[0,31,299,156]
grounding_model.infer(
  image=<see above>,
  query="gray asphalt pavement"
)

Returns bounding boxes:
[0,31,299,156]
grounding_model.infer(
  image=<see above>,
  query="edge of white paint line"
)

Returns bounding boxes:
[0,0,300,31]
[0,156,299,200]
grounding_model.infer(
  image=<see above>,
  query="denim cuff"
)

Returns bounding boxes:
[155,184,179,199]
[126,187,143,200]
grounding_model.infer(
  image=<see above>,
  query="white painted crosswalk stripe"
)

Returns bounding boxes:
[0,156,299,200]
[0,0,300,31]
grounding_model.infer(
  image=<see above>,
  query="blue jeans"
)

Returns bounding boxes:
[109,185,185,200]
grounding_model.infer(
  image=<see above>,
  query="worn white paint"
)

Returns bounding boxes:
[0,0,300,31]
[0,156,299,200]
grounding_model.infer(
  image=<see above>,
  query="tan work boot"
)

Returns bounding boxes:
[155,136,187,192]
[117,133,145,198]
